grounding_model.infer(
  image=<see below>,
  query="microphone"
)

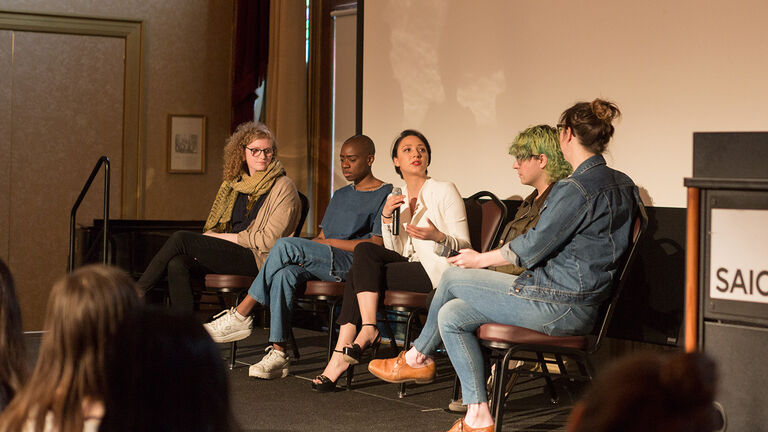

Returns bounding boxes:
[391,187,402,235]
[433,242,459,258]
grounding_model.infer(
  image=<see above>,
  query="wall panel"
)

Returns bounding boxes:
[8,31,124,330]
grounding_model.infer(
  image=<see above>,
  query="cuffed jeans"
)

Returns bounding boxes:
[247,237,353,343]
[412,267,598,405]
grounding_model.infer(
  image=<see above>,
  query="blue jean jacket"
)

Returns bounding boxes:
[503,154,639,306]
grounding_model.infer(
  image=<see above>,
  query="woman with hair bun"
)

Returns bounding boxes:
[369,99,641,432]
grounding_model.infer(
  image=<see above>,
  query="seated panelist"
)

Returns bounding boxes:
[312,129,472,392]
[204,135,392,381]
[137,122,302,312]
[369,99,641,432]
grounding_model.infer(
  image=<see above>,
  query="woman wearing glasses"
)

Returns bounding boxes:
[369,99,641,432]
[312,129,472,392]
[138,122,302,312]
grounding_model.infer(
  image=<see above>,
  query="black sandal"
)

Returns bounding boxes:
[312,350,351,393]
[343,324,382,365]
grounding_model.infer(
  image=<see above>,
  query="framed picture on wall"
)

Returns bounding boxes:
[167,114,206,173]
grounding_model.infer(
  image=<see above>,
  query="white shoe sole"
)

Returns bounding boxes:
[249,367,290,379]
[209,329,252,343]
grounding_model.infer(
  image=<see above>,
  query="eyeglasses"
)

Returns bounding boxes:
[513,154,542,162]
[556,123,569,133]
[246,146,274,157]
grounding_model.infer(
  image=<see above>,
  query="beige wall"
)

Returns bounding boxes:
[1,1,234,330]
[363,0,768,207]
[2,0,235,220]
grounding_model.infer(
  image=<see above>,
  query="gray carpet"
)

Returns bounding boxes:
[223,327,579,432]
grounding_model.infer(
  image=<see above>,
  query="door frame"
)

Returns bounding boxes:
[0,11,143,218]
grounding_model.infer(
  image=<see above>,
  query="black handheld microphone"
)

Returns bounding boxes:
[391,187,402,235]
[433,242,459,258]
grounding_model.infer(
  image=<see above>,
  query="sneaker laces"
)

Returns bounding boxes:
[258,346,288,367]
[206,308,236,331]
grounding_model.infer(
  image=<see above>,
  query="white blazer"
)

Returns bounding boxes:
[382,178,471,288]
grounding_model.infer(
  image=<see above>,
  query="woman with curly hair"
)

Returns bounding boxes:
[0,265,141,432]
[138,122,302,311]
[0,258,27,413]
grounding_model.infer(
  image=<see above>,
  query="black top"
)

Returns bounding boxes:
[230,192,267,233]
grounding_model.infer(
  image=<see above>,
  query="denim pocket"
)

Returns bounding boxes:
[541,307,575,336]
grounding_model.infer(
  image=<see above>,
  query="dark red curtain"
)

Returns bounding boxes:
[231,0,271,132]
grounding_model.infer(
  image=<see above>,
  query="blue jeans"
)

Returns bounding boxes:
[247,237,353,343]
[412,267,598,405]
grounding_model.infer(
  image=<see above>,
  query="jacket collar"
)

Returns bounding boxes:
[572,154,606,176]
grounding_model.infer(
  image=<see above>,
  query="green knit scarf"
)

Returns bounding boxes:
[204,159,286,232]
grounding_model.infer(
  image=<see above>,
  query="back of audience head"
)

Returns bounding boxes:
[100,307,234,432]
[0,264,140,432]
[0,258,27,413]
[508,124,573,183]
[559,98,621,154]
[567,351,719,432]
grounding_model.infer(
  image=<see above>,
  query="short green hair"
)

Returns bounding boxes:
[508,124,572,182]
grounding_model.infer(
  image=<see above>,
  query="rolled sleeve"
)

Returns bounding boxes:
[499,244,520,266]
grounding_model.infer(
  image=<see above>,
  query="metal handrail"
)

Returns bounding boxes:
[68,156,110,272]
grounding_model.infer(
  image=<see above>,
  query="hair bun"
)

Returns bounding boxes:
[590,99,621,123]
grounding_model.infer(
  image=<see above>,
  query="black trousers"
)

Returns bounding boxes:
[336,242,432,326]
[137,231,260,312]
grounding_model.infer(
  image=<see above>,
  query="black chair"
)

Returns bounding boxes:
[380,191,507,398]
[463,190,508,252]
[204,191,310,369]
[478,203,648,431]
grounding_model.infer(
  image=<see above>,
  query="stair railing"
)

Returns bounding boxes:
[68,156,110,272]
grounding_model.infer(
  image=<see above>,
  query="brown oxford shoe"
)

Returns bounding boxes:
[367,351,436,384]
[444,418,494,432]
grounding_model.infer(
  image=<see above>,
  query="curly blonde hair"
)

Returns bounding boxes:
[222,122,278,181]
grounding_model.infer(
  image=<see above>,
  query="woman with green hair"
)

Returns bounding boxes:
[491,124,573,275]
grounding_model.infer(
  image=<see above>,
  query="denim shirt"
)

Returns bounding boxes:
[502,154,639,306]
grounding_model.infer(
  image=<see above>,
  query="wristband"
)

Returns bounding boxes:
[382,212,393,219]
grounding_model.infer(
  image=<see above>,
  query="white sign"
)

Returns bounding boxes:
[710,209,768,304]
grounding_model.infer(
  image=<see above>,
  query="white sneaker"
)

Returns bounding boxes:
[203,308,253,343]
[249,346,290,379]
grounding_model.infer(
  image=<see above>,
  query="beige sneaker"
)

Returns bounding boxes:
[249,346,290,379]
[203,308,253,343]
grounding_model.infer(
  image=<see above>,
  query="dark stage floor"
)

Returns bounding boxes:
[24,326,582,432]
[219,327,579,432]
